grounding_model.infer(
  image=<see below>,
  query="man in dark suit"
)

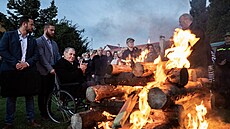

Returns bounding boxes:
[0,16,41,129]
[36,22,61,119]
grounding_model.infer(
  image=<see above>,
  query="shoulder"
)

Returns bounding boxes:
[36,36,44,44]
[2,30,17,37]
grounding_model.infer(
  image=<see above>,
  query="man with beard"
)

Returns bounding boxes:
[0,16,41,129]
[36,22,61,120]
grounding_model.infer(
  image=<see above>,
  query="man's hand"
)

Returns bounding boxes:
[16,61,29,70]
[50,69,55,74]
[219,59,226,65]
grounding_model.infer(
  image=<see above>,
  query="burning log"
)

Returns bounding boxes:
[113,93,139,128]
[86,85,138,102]
[69,109,107,129]
[166,68,189,87]
[145,104,183,129]
[132,62,156,77]
[147,81,204,109]
[105,72,154,86]
[106,64,133,75]
[106,63,156,77]
[91,99,125,115]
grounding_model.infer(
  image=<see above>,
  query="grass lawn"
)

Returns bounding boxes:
[0,96,69,129]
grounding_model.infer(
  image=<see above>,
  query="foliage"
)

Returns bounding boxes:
[36,0,58,36]
[0,12,13,37]
[189,0,208,31]
[55,18,89,56]
[0,0,89,55]
[206,0,230,43]
[6,0,40,29]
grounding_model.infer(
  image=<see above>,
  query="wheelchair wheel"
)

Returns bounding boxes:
[75,98,90,112]
[47,90,76,123]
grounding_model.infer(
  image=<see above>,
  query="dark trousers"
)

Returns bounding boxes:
[5,96,35,124]
[38,74,55,117]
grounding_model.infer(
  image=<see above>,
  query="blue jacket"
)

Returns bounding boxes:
[0,30,39,72]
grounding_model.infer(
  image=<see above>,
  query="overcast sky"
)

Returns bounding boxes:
[0,0,193,49]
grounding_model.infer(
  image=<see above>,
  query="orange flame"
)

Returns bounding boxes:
[129,28,200,128]
[187,101,208,129]
[130,87,152,129]
[130,56,166,128]
[165,28,199,69]
[133,49,149,63]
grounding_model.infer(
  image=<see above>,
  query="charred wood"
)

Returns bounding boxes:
[147,81,204,109]
[105,72,154,86]
[86,85,138,102]
[70,109,107,129]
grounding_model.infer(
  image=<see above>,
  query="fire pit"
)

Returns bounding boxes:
[68,28,220,129]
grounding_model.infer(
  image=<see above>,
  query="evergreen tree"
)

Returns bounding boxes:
[3,0,89,54]
[189,0,208,31]
[206,0,230,42]
[55,18,89,56]
[0,12,13,37]
[36,0,58,36]
[6,0,40,29]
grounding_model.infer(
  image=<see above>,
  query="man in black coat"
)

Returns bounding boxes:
[91,47,108,85]
[179,13,212,77]
[54,47,86,98]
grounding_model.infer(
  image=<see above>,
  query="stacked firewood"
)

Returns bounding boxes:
[69,62,211,129]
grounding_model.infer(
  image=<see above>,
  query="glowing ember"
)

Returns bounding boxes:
[123,28,200,128]
[130,87,152,129]
[97,111,116,129]
[187,101,208,129]
[133,49,149,63]
[165,28,199,69]
[130,56,166,128]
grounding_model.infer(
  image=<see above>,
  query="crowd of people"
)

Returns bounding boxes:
[0,13,229,129]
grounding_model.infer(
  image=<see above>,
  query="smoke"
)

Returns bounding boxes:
[84,0,190,48]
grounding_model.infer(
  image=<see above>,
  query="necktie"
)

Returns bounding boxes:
[47,40,54,65]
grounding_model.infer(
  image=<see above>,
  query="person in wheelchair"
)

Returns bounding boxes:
[54,47,88,99]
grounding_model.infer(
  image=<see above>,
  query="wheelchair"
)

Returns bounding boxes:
[46,74,89,123]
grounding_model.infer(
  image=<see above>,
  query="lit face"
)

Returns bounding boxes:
[179,16,190,30]
[225,35,230,44]
[127,41,134,48]
[64,49,76,63]
[148,45,154,52]
[113,53,118,58]
[106,51,111,57]
[45,25,55,38]
[25,19,35,33]
[97,49,103,56]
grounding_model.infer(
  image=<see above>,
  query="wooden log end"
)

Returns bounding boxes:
[132,62,144,77]
[148,87,168,109]
[70,113,82,129]
[86,86,96,102]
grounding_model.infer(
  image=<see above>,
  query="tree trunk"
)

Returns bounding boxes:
[105,72,154,86]
[86,85,138,102]
[147,81,204,109]
[165,68,189,87]
[91,99,125,115]
[70,109,107,129]
[106,64,132,75]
